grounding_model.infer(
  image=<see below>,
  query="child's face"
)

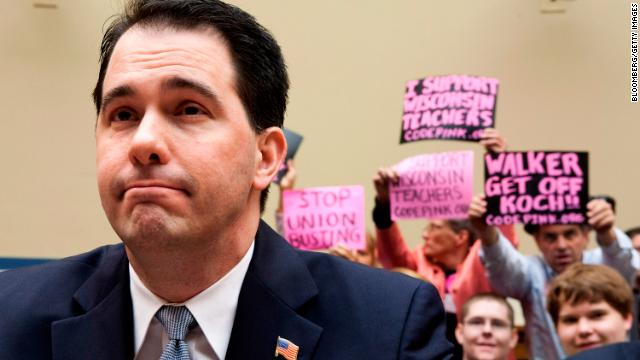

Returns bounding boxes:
[556,300,632,356]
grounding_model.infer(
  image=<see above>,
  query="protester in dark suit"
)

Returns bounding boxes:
[0,1,451,359]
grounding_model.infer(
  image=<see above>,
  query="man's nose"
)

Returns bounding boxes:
[128,111,170,166]
[421,228,431,241]
[556,236,569,249]
[482,321,493,334]
[577,317,593,336]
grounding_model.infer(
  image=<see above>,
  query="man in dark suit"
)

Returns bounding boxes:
[0,0,451,359]
[566,342,640,359]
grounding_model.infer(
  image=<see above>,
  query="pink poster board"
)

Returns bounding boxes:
[400,75,499,143]
[283,185,365,251]
[390,151,474,220]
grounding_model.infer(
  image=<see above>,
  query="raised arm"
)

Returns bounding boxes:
[586,198,640,282]
[275,159,296,235]
[468,194,531,299]
[479,128,507,153]
[372,167,417,270]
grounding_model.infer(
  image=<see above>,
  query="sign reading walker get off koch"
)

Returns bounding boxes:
[483,151,589,226]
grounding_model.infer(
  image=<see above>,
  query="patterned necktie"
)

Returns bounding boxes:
[155,305,196,360]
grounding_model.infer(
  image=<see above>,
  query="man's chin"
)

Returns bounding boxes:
[116,212,178,246]
[470,349,498,360]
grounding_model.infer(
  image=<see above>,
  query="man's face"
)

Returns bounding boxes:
[421,220,459,259]
[455,299,518,360]
[556,300,632,356]
[96,26,262,252]
[534,225,589,273]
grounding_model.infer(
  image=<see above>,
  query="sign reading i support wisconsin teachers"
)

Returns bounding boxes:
[390,151,474,220]
[484,151,589,226]
[283,185,365,251]
[400,75,499,143]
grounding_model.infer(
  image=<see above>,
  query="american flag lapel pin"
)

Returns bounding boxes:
[275,336,299,360]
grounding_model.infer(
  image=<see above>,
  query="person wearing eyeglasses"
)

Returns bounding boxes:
[455,293,518,360]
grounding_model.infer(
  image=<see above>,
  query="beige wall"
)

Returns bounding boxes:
[0,0,637,258]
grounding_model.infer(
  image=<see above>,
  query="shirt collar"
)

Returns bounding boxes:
[130,241,254,359]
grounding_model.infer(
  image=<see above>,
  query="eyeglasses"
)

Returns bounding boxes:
[463,317,512,331]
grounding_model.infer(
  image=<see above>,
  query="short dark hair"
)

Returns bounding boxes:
[524,223,590,236]
[626,226,640,239]
[93,0,289,212]
[460,292,515,328]
[447,219,477,247]
[546,263,633,325]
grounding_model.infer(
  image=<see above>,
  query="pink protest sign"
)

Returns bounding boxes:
[484,151,589,226]
[283,185,365,251]
[390,151,474,220]
[400,75,499,143]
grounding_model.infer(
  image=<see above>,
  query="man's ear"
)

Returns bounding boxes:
[253,127,287,191]
[454,323,465,345]
[456,229,470,247]
[509,328,519,349]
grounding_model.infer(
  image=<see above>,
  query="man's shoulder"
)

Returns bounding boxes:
[294,250,451,358]
[0,244,125,310]
[567,341,640,359]
[296,249,441,317]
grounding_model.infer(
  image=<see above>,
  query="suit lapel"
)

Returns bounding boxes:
[226,221,323,359]
[51,245,134,360]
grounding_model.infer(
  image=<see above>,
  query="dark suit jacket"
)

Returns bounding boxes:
[0,221,451,359]
[566,341,640,359]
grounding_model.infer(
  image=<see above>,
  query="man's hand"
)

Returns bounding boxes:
[372,167,399,204]
[328,243,360,263]
[277,159,296,212]
[279,159,296,191]
[479,128,507,153]
[468,194,499,246]
[587,198,616,246]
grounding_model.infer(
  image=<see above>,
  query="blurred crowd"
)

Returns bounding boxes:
[276,129,640,360]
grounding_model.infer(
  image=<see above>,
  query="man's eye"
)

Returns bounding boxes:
[113,109,136,122]
[491,320,509,329]
[560,316,578,324]
[177,104,206,116]
[589,311,607,320]
[466,318,485,326]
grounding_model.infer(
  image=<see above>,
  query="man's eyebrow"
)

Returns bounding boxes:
[101,85,136,113]
[163,76,221,105]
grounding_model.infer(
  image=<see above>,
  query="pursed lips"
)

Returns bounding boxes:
[122,180,190,198]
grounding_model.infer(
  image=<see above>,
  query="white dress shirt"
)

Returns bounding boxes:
[130,242,254,360]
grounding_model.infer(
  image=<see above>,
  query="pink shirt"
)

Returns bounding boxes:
[376,223,517,318]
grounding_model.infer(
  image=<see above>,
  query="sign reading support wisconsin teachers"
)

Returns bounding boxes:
[484,151,589,226]
[390,151,474,220]
[400,75,499,143]
[283,185,365,251]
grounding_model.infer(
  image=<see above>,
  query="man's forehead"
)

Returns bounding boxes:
[559,300,612,313]
[428,219,448,227]
[103,24,235,95]
[111,23,226,60]
[538,224,583,235]
[465,299,510,319]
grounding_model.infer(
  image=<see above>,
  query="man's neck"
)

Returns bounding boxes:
[125,217,259,303]
[430,246,468,272]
